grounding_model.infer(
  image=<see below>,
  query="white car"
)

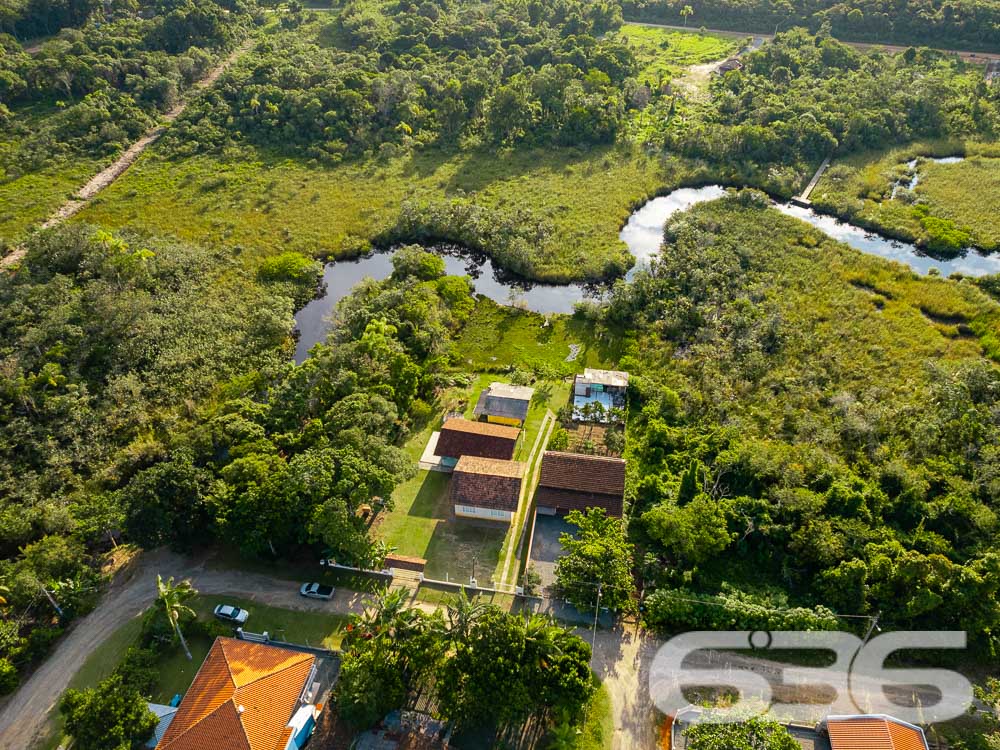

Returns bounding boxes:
[299,582,335,600]
[213,604,249,625]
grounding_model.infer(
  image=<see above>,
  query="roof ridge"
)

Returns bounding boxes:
[159,639,230,750]
[232,649,313,691]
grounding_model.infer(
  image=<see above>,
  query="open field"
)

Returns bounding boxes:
[812,140,1000,254]
[0,104,107,245]
[454,299,625,374]
[617,24,743,84]
[73,146,679,282]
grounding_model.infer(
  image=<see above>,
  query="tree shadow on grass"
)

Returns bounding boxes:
[407,471,452,519]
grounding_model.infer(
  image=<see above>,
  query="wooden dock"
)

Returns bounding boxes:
[791,154,832,207]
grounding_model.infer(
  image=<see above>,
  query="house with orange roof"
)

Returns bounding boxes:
[822,714,929,750]
[155,636,324,750]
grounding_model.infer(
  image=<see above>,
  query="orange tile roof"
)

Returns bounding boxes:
[828,716,928,750]
[157,637,315,750]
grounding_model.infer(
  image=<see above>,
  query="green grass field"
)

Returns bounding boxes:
[617,24,742,84]
[454,299,625,374]
[0,104,106,246]
[812,140,1000,253]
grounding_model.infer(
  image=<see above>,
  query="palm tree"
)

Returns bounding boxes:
[157,575,197,661]
[680,4,694,26]
[445,590,487,642]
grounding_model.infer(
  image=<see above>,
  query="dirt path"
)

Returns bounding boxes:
[0,40,251,271]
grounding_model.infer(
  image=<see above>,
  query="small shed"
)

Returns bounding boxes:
[450,456,525,522]
[535,451,626,517]
[473,382,535,426]
[434,418,520,462]
[716,58,744,74]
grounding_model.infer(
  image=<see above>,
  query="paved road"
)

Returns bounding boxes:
[624,19,1000,62]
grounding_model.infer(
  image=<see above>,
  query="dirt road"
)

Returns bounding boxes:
[0,549,375,750]
[0,40,251,271]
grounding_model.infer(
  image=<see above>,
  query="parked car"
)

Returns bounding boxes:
[213,604,249,625]
[299,582,335,600]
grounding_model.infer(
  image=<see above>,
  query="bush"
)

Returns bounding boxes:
[548,428,570,451]
[113,648,160,695]
[0,658,18,695]
[23,626,64,663]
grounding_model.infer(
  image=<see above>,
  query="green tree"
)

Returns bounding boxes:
[680,5,694,26]
[643,494,735,566]
[156,575,196,661]
[60,674,157,750]
[685,717,800,750]
[555,508,636,613]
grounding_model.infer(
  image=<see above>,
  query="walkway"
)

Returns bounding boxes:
[792,154,832,207]
[0,39,253,270]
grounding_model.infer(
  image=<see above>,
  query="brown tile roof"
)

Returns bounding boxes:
[451,456,525,512]
[827,716,928,750]
[453,455,526,478]
[157,637,315,750]
[535,451,626,517]
[538,451,625,496]
[434,418,519,461]
[440,418,520,438]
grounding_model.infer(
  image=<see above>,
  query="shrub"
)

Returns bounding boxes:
[0,658,18,695]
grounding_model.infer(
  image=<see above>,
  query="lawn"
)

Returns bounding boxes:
[454,299,625,375]
[377,374,569,586]
[194,594,350,650]
[811,140,1000,253]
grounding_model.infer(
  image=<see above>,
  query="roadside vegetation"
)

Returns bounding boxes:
[813,141,1000,256]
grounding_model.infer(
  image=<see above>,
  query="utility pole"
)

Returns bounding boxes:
[40,585,63,618]
[591,583,603,654]
[861,611,882,647]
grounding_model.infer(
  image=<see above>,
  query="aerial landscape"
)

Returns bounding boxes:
[1,0,1000,748]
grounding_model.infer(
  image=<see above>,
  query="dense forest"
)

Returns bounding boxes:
[0,230,472,692]
[163,0,634,161]
[597,191,1000,647]
[623,0,1000,50]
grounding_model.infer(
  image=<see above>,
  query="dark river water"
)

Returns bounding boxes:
[294,184,1000,361]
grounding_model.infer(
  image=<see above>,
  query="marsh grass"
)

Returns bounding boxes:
[812,140,1000,253]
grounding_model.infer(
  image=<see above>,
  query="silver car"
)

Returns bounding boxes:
[299,582,335,600]
[213,604,249,625]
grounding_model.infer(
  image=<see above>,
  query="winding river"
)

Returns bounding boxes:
[294,184,1000,361]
